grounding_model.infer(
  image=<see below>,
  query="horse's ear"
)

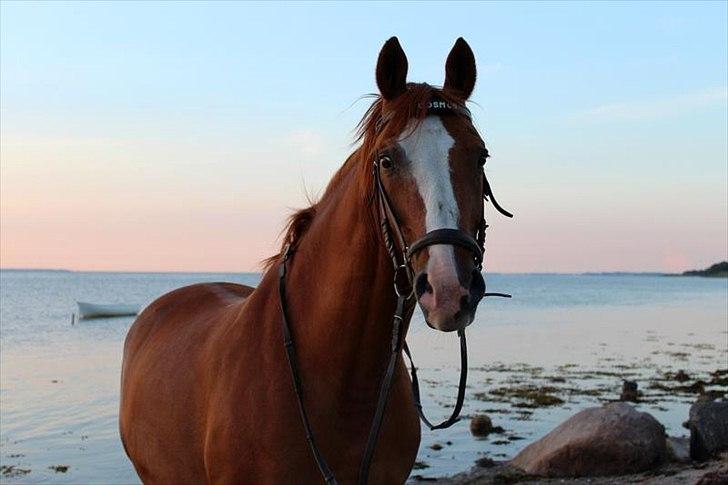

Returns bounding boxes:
[376,37,408,100]
[444,37,476,100]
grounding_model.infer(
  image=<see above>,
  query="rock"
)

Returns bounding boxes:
[689,400,728,461]
[696,467,728,485]
[688,380,707,394]
[675,370,691,382]
[474,456,496,468]
[429,443,443,451]
[666,436,691,463]
[710,369,728,387]
[705,390,728,401]
[510,402,667,477]
[470,414,493,437]
[620,380,639,402]
[491,467,532,483]
[440,452,728,485]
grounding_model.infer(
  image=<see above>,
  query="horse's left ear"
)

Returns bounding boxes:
[444,37,476,100]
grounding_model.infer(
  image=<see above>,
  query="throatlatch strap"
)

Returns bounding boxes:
[279,249,415,485]
[403,329,468,430]
[357,295,408,485]
[279,249,338,485]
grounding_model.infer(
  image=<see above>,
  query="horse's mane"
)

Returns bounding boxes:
[262,83,467,270]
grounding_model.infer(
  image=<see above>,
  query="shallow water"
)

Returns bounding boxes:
[0,270,725,482]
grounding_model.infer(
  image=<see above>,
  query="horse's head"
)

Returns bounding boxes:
[365,37,493,332]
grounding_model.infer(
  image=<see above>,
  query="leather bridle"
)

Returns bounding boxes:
[278,105,512,485]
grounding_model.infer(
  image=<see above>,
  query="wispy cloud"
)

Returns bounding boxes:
[572,87,728,122]
[480,62,503,77]
[284,129,327,158]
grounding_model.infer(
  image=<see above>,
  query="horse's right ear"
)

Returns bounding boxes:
[444,37,476,100]
[376,37,408,101]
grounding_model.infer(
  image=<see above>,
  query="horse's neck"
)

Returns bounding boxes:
[279,159,405,389]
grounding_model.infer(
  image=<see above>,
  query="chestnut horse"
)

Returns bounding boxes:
[120,37,506,484]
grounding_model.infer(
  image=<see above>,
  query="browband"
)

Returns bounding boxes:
[375,96,472,134]
[423,99,472,119]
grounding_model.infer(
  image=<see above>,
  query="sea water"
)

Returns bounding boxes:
[0,270,725,482]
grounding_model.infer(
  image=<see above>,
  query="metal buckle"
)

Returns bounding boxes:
[393,264,414,299]
[282,243,294,262]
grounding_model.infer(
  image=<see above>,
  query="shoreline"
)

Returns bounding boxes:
[428,453,728,484]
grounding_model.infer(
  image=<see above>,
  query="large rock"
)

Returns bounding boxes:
[689,400,728,461]
[510,402,667,477]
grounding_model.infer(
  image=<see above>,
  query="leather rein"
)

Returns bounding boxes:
[278,107,513,485]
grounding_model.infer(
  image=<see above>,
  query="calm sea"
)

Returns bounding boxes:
[1,270,726,483]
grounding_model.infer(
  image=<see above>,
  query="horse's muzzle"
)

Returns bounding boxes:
[415,267,485,332]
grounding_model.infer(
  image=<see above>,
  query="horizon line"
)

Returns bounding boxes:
[0,267,693,276]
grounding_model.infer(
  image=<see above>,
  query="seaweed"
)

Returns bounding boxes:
[0,465,31,478]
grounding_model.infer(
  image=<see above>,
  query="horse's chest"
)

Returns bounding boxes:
[205,370,420,483]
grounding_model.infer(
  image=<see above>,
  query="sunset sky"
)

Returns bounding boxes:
[1,1,726,273]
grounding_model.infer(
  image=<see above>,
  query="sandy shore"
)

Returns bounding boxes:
[428,453,728,484]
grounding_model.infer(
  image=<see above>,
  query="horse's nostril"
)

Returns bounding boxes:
[459,294,470,310]
[415,273,433,298]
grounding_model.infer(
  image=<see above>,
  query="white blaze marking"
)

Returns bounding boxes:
[398,116,460,283]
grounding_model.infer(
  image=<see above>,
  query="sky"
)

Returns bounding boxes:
[1,1,726,273]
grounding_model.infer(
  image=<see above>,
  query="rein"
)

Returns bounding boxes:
[278,108,513,485]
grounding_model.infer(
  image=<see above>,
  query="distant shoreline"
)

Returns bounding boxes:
[1,267,726,277]
[680,261,728,278]
[0,269,692,276]
[0,268,73,273]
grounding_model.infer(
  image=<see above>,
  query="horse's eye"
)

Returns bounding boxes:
[380,155,393,170]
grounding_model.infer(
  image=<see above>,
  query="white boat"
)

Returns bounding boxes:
[76,301,140,319]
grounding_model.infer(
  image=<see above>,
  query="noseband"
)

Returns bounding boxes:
[278,105,512,485]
